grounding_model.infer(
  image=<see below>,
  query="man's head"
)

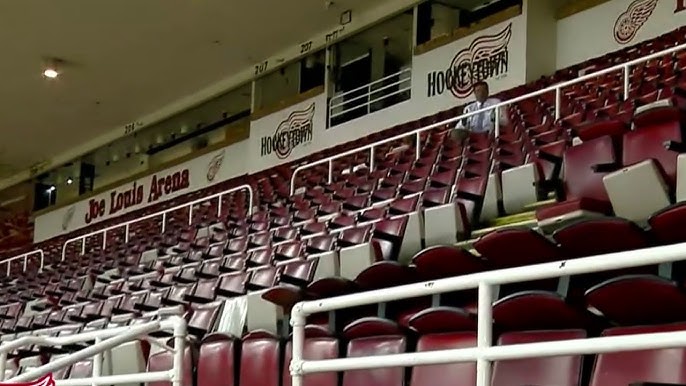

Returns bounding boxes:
[473,81,490,103]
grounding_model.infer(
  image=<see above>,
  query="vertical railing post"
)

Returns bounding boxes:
[555,87,561,121]
[415,132,421,160]
[494,107,500,138]
[0,351,7,381]
[5,261,9,277]
[125,223,130,243]
[172,317,188,386]
[92,337,102,386]
[290,309,306,386]
[328,159,333,184]
[38,251,44,272]
[81,238,86,256]
[102,230,107,251]
[188,205,193,226]
[623,64,631,101]
[369,147,375,172]
[476,282,493,386]
[367,84,371,115]
[161,213,167,233]
[217,194,223,218]
[22,256,27,272]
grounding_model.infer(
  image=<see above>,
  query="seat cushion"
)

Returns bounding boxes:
[536,197,612,220]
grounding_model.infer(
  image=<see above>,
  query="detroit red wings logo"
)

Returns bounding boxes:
[448,23,512,98]
[613,0,658,45]
[206,150,225,182]
[260,103,315,159]
[2,373,55,386]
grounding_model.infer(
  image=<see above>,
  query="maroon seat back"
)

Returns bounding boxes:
[562,135,615,202]
[342,318,406,386]
[590,323,686,386]
[624,108,684,187]
[283,326,339,386]
[147,340,195,386]
[408,307,477,386]
[492,330,586,386]
[198,333,237,386]
[240,331,280,386]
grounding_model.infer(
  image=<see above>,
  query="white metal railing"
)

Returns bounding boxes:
[290,242,686,386]
[291,41,686,195]
[329,68,412,127]
[2,316,186,386]
[61,184,254,261]
[0,249,44,276]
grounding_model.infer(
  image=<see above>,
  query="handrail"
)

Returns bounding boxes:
[61,184,254,261]
[332,68,412,102]
[294,41,686,195]
[328,68,412,127]
[3,316,186,385]
[290,241,686,386]
[0,249,44,276]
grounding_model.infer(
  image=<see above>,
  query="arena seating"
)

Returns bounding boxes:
[1,25,686,386]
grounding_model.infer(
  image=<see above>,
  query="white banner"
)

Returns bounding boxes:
[557,0,686,69]
[33,142,247,243]
[248,92,327,172]
[410,15,528,116]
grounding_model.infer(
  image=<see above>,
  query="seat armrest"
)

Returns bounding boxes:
[536,149,562,163]
[456,191,482,202]
[664,140,686,153]
[591,162,619,173]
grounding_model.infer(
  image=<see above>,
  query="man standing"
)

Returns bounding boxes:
[452,81,509,143]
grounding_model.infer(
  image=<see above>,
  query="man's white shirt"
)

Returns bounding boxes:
[455,98,509,133]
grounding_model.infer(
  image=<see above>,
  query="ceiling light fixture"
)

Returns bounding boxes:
[66,177,73,185]
[42,57,65,79]
[43,68,59,78]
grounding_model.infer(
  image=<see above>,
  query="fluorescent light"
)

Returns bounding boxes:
[43,68,59,78]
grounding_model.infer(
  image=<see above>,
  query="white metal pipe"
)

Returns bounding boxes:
[188,205,193,226]
[217,195,223,218]
[102,230,107,251]
[55,371,172,386]
[124,223,130,243]
[0,351,7,381]
[9,322,163,382]
[330,86,412,119]
[328,160,333,184]
[172,316,187,386]
[476,283,492,386]
[60,184,253,261]
[288,41,686,195]
[415,132,420,160]
[554,88,561,121]
[623,64,631,100]
[369,147,375,172]
[294,241,686,316]
[92,337,102,386]
[290,312,306,386]
[298,330,686,374]
[494,108,500,138]
[330,76,410,111]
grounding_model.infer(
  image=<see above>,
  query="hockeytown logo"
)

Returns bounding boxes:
[427,23,512,99]
[613,0,658,45]
[260,103,315,159]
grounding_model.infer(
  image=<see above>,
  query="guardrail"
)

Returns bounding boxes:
[290,41,686,195]
[61,184,254,261]
[329,68,412,127]
[0,249,45,276]
[290,242,686,386]
[2,316,186,386]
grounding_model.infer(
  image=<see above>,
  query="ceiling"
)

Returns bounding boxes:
[0,0,391,181]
